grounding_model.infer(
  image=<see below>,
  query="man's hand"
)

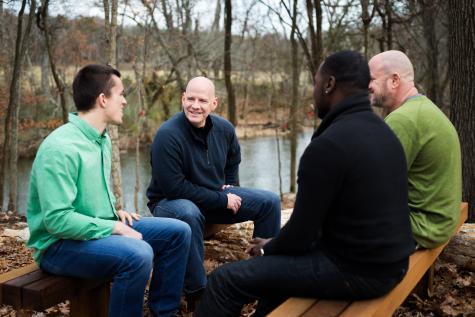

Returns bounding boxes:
[246,237,272,257]
[227,193,242,214]
[222,184,233,190]
[117,209,140,226]
[112,221,143,239]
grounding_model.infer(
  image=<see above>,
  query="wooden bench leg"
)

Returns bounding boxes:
[70,283,110,317]
[413,263,435,298]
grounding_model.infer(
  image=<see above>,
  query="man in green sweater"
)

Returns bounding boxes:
[26,64,191,317]
[368,50,462,249]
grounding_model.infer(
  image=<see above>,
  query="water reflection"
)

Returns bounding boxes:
[4,131,313,214]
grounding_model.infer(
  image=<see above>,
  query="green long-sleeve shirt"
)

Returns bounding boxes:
[385,95,462,249]
[27,113,118,263]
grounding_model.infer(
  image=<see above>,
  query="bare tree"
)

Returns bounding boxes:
[132,18,151,213]
[1,0,36,212]
[289,0,299,193]
[419,0,440,105]
[142,0,186,91]
[448,0,475,221]
[104,0,124,210]
[224,0,237,126]
[38,0,69,124]
[305,0,323,78]
[375,0,394,51]
[360,0,375,59]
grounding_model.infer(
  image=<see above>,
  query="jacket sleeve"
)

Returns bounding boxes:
[36,148,116,240]
[224,130,241,185]
[264,137,345,255]
[152,130,228,210]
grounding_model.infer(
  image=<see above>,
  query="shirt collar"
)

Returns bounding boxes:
[68,112,107,144]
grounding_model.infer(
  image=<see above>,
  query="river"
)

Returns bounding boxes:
[4,131,313,214]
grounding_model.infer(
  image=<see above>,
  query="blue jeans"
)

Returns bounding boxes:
[152,187,281,294]
[40,217,191,317]
[195,250,406,317]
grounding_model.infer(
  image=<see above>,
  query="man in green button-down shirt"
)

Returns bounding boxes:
[27,64,191,317]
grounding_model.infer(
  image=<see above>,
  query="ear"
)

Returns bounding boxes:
[211,97,218,111]
[325,76,336,94]
[181,92,187,106]
[97,93,107,109]
[390,73,401,88]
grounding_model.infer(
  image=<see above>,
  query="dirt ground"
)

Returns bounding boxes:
[0,198,474,317]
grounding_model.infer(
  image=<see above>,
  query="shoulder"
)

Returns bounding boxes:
[155,113,186,138]
[34,124,82,167]
[210,114,236,134]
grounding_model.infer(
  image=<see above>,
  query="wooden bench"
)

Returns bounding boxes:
[269,202,469,317]
[0,223,227,316]
[0,263,110,317]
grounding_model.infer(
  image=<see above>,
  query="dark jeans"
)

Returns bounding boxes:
[40,217,191,317]
[152,186,281,294]
[195,250,406,317]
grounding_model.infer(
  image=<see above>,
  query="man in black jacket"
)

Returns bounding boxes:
[195,51,414,317]
[146,76,281,310]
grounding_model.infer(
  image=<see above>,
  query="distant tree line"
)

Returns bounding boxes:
[0,0,473,221]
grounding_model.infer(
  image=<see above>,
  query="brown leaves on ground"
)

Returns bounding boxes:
[1,211,474,316]
[395,260,475,317]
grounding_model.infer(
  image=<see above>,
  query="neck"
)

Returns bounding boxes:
[78,109,107,133]
[392,86,419,111]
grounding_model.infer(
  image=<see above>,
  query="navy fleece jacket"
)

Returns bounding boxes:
[147,112,241,212]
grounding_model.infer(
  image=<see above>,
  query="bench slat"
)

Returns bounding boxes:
[267,298,316,317]
[269,202,469,317]
[2,270,46,308]
[0,263,38,307]
[338,202,469,317]
[22,275,76,310]
[301,300,349,317]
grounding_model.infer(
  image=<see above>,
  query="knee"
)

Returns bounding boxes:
[125,241,154,274]
[177,201,205,226]
[171,219,192,245]
[269,193,281,210]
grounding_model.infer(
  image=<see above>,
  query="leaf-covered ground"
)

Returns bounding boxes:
[1,206,473,317]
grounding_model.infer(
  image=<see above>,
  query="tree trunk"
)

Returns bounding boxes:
[40,48,50,96]
[289,0,299,193]
[224,0,236,126]
[448,0,475,222]
[40,0,68,124]
[420,0,440,105]
[305,0,323,77]
[104,0,124,210]
[1,0,36,212]
[360,0,374,60]
[440,224,475,272]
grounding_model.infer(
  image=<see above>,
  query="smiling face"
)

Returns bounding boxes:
[182,77,217,128]
[103,75,127,125]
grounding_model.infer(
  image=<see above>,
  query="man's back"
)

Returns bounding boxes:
[385,95,462,248]
[265,93,414,278]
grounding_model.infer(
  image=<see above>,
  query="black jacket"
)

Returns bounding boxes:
[147,112,241,212]
[264,92,414,278]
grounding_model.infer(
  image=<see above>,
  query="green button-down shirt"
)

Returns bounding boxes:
[27,113,118,263]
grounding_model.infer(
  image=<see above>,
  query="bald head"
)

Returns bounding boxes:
[368,50,419,113]
[369,50,414,83]
[186,76,216,98]
[182,76,218,128]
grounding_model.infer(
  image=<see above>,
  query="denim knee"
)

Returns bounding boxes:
[173,220,192,245]
[125,241,154,276]
[154,199,205,228]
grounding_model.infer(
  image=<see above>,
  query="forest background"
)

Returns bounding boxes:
[0,0,474,222]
